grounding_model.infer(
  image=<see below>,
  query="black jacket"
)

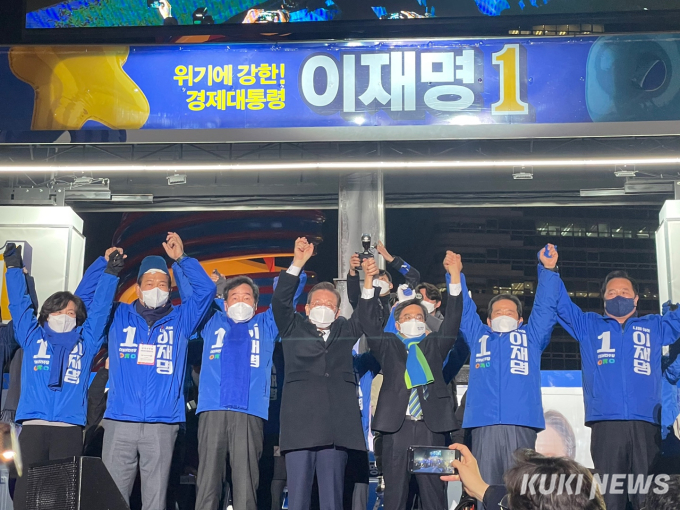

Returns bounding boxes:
[347,255,421,327]
[366,290,463,434]
[483,485,507,509]
[272,270,380,452]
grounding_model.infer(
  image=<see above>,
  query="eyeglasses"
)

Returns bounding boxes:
[499,494,510,510]
[310,300,338,311]
[401,314,425,322]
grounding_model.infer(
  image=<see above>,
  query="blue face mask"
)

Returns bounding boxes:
[604,295,636,318]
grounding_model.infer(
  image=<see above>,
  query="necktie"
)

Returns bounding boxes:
[408,386,429,419]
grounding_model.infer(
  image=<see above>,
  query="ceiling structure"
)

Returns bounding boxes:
[0,136,678,211]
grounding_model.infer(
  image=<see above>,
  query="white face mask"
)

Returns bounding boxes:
[399,319,427,338]
[373,279,391,296]
[491,316,520,333]
[227,302,255,323]
[47,313,77,333]
[142,288,170,309]
[422,300,436,314]
[309,306,336,329]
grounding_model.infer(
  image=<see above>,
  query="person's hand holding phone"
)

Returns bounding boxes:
[440,444,489,501]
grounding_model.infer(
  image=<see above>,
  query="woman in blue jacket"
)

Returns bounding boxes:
[4,243,123,510]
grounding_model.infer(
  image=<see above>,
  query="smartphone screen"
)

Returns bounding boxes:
[408,446,460,475]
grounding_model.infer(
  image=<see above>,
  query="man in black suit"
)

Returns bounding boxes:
[364,250,464,510]
[272,237,382,510]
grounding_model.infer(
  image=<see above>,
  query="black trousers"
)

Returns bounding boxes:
[14,424,83,510]
[285,446,348,510]
[381,419,448,510]
[196,410,265,510]
[590,420,661,510]
[343,449,369,510]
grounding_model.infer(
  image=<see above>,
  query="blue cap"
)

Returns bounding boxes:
[138,255,169,280]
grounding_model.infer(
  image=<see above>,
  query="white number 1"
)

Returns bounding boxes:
[122,326,137,347]
[212,328,226,349]
[479,335,491,356]
[597,331,616,353]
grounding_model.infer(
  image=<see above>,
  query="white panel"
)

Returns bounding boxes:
[657,200,680,309]
[0,207,85,313]
[0,206,83,231]
[67,228,87,292]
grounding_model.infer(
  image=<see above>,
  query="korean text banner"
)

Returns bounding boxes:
[1,34,679,143]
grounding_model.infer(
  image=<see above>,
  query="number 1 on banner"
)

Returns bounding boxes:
[492,44,528,115]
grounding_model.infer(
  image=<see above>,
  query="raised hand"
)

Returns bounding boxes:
[292,237,314,268]
[444,251,462,284]
[361,257,379,290]
[375,240,394,263]
[349,253,361,276]
[210,270,222,283]
[539,243,558,269]
[105,247,125,261]
[3,243,22,269]
[162,232,185,261]
[105,248,126,276]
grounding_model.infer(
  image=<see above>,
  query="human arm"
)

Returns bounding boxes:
[355,258,385,355]
[526,244,561,350]
[264,270,307,341]
[353,351,381,379]
[81,250,124,351]
[427,251,464,359]
[376,240,421,289]
[4,246,40,349]
[272,237,314,338]
[0,324,19,375]
[443,339,470,385]
[459,272,485,349]
[660,304,680,347]
[74,248,122,308]
[554,276,590,344]
[164,232,217,336]
[347,253,362,310]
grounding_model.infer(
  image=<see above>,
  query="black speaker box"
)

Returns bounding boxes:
[26,456,129,510]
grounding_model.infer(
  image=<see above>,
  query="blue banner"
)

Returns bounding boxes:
[1,34,679,142]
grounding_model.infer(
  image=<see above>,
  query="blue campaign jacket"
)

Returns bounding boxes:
[460,265,560,430]
[556,279,680,426]
[8,265,118,426]
[195,272,307,420]
[105,256,216,424]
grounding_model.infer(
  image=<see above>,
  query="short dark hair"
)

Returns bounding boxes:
[307,282,342,308]
[643,474,680,510]
[504,450,605,510]
[416,283,442,303]
[223,275,259,304]
[601,270,639,296]
[394,299,429,322]
[488,293,523,318]
[38,292,87,327]
[544,410,576,459]
[378,269,392,283]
